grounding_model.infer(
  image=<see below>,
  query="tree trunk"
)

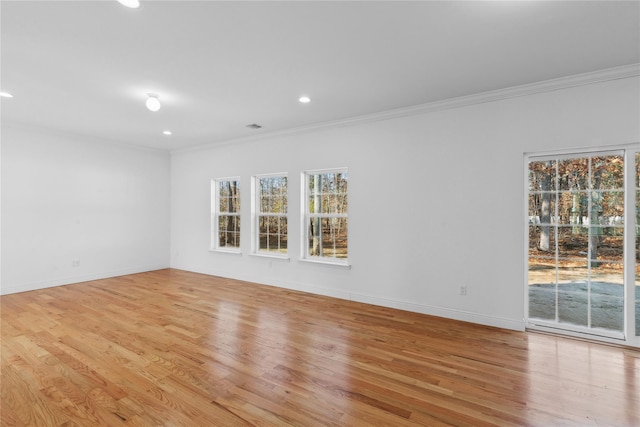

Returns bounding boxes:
[228,182,237,246]
[539,165,552,251]
[590,166,603,267]
[571,192,581,234]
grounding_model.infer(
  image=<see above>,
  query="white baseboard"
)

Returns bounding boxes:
[0,264,170,295]
[350,292,525,331]
[172,265,525,332]
[264,278,525,331]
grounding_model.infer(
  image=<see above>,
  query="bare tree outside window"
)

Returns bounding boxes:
[528,154,625,334]
[304,170,348,261]
[212,178,241,250]
[256,175,288,254]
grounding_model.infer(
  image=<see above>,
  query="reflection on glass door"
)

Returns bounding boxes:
[528,153,625,337]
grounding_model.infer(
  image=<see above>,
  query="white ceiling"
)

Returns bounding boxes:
[2,1,639,151]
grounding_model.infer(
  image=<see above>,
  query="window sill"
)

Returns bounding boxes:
[299,258,351,269]
[250,252,290,261]
[209,248,242,255]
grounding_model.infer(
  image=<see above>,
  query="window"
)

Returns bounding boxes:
[211,178,240,251]
[254,174,288,255]
[303,169,348,264]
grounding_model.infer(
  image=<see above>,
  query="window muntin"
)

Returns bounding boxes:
[212,178,240,251]
[303,169,348,263]
[255,174,288,255]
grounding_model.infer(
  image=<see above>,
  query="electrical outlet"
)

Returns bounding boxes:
[72,259,80,268]
[459,285,467,296]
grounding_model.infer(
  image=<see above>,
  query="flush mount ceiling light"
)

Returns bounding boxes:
[298,96,311,104]
[246,123,263,130]
[0,91,14,98]
[163,130,172,136]
[117,0,140,8]
[145,93,161,112]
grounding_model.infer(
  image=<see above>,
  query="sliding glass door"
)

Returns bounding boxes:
[527,151,629,340]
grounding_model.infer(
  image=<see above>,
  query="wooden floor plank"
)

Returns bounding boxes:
[2,268,639,426]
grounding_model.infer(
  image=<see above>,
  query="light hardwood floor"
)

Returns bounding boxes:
[1,269,638,426]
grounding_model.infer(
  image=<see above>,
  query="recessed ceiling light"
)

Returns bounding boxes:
[163,130,172,136]
[146,93,161,112]
[0,92,14,98]
[117,0,140,8]
[246,124,263,130]
[299,96,311,104]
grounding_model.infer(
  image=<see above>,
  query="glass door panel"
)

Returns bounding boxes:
[528,257,556,322]
[590,261,624,331]
[557,265,589,327]
[528,153,625,337]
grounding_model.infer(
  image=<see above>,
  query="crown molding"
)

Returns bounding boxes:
[366,63,640,120]
[174,63,640,154]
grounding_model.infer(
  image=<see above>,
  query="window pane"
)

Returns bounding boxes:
[218,180,240,213]
[219,180,230,197]
[258,216,287,253]
[557,266,589,328]
[529,160,557,191]
[308,173,348,210]
[218,215,240,248]
[592,155,624,190]
[259,176,287,214]
[557,191,587,226]
[528,258,555,286]
[219,181,229,207]
[265,195,285,213]
[308,218,320,256]
[599,191,624,222]
[308,217,348,258]
[529,284,556,321]
[558,157,588,191]
[323,217,347,258]
[528,225,556,258]
[557,226,587,261]
[321,193,348,215]
[529,193,556,225]
[593,233,623,262]
[590,263,623,332]
[231,195,240,212]
[528,257,556,321]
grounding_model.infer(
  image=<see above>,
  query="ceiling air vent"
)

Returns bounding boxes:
[246,123,263,130]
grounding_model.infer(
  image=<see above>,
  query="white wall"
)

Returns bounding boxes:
[1,125,170,294]
[170,76,640,330]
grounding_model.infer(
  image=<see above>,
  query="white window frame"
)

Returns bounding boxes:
[252,173,289,259]
[211,177,241,253]
[524,144,640,348]
[301,168,349,267]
